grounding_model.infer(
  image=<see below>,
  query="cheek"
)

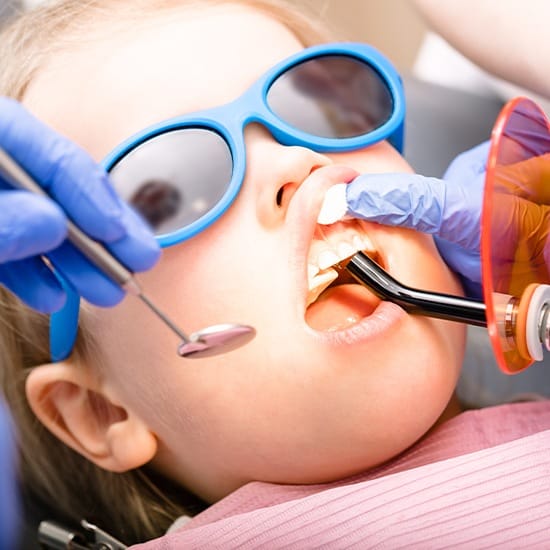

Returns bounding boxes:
[137,211,286,333]
[89,199,282,377]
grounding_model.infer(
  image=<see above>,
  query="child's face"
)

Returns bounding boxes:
[25,4,465,501]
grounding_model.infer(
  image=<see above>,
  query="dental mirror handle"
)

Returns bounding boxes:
[0,146,194,344]
[346,252,487,327]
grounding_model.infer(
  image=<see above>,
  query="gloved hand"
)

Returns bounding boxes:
[489,152,550,293]
[0,401,19,550]
[340,142,490,298]
[0,97,161,312]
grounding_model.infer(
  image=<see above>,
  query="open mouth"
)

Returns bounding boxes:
[305,220,383,331]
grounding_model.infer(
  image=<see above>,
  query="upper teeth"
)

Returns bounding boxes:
[306,222,377,306]
[308,224,375,279]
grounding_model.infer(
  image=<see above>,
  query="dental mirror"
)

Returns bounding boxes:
[138,294,256,358]
[177,324,256,358]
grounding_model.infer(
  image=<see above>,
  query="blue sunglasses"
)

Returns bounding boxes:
[50,41,406,360]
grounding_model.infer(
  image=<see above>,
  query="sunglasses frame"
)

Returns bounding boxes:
[50,41,405,361]
[104,41,405,247]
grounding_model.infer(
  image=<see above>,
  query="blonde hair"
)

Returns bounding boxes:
[0,0,333,543]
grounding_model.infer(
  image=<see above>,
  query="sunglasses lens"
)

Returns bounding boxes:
[109,129,232,237]
[267,55,393,139]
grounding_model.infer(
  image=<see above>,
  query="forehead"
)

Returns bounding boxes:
[23,3,304,159]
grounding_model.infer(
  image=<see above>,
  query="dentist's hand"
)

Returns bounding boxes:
[0,401,18,550]
[326,142,490,298]
[0,97,161,313]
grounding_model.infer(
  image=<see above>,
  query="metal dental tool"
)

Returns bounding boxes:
[344,251,487,327]
[38,518,128,550]
[0,147,255,358]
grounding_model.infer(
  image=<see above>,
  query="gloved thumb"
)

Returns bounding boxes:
[342,172,482,250]
[344,172,448,233]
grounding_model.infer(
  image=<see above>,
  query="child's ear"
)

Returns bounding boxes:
[25,361,157,473]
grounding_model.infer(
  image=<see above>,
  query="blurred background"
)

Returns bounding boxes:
[4,0,429,70]
[5,0,534,111]
[295,0,428,72]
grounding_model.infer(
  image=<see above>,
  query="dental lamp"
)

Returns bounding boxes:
[346,97,550,374]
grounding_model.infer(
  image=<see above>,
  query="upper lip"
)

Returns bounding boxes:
[285,165,360,305]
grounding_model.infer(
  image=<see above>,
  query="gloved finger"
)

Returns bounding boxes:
[436,178,482,251]
[434,237,482,299]
[443,141,490,181]
[434,236,481,283]
[503,103,550,158]
[0,171,160,272]
[461,278,483,300]
[495,154,550,204]
[543,234,550,278]
[46,206,160,302]
[0,97,126,242]
[345,172,447,233]
[0,190,66,263]
[436,141,487,250]
[43,205,160,305]
[0,257,66,313]
[47,241,125,307]
[105,205,161,272]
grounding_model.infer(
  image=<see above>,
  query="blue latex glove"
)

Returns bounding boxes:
[0,97,161,312]
[0,401,19,550]
[345,142,490,298]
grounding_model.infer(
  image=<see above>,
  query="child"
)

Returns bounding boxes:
[1,0,549,547]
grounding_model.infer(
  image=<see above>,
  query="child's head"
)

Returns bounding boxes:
[0,0,466,543]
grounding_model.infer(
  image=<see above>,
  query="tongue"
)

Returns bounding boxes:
[305,284,380,331]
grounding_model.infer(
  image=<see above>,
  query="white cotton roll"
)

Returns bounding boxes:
[316,183,348,225]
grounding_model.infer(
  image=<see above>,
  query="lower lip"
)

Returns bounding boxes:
[306,300,406,346]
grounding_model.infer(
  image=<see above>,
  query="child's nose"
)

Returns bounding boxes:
[245,124,331,229]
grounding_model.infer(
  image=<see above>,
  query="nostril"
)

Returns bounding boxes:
[275,182,298,209]
[310,164,324,175]
[276,186,284,207]
[275,163,325,209]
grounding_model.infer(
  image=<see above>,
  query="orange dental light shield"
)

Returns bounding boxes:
[346,96,550,375]
[482,96,550,373]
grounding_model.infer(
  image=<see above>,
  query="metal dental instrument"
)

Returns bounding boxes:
[344,251,487,327]
[0,147,255,358]
[38,518,128,550]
